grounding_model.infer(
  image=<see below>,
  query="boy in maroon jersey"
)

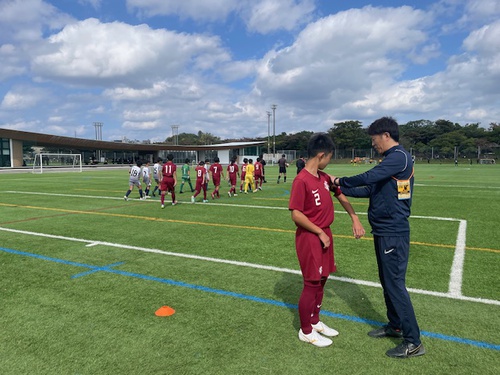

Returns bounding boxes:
[254,157,263,190]
[160,154,177,208]
[192,160,209,203]
[289,133,365,347]
[226,158,239,197]
[239,158,248,193]
[209,156,225,199]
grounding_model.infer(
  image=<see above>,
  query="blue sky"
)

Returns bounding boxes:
[1,0,499,143]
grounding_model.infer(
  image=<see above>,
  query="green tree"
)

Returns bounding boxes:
[328,121,370,150]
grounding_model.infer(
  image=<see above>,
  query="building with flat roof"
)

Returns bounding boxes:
[0,128,264,168]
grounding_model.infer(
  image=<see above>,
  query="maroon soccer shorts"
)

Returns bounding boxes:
[295,227,336,281]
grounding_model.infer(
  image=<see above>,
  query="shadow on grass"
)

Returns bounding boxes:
[273,272,302,331]
[325,274,386,329]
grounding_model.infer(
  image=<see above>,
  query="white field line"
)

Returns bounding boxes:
[1,226,498,306]
[449,220,467,296]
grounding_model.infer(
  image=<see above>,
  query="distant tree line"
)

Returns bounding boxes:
[164,120,500,160]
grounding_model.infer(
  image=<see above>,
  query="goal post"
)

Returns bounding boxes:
[32,153,83,173]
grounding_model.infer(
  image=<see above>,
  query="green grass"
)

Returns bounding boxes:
[0,163,499,374]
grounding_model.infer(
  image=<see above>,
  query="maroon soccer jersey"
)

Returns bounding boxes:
[254,161,262,176]
[194,165,206,191]
[227,164,239,185]
[290,170,340,280]
[160,161,177,191]
[289,170,340,229]
[161,162,176,178]
[241,163,247,180]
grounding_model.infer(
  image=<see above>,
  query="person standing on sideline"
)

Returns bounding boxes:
[192,161,209,203]
[277,154,288,183]
[296,155,306,175]
[254,157,264,190]
[330,116,424,358]
[227,158,239,197]
[124,160,145,201]
[244,158,255,193]
[142,160,152,198]
[290,133,365,347]
[179,158,194,194]
[209,157,225,199]
[151,158,162,197]
[239,158,248,193]
[160,154,177,208]
[259,154,267,183]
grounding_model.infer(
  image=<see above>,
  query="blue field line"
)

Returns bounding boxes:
[1,246,499,352]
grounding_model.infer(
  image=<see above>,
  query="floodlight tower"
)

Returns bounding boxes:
[171,125,179,145]
[271,104,277,163]
[93,122,103,162]
[266,111,271,154]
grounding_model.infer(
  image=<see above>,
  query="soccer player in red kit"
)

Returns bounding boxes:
[254,157,263,190]
[192,161,209,203]
[289,133,365,347]
[239,158,248,193]
[160,153,177,208]
[227,158,239,197]
[209,156,225,199]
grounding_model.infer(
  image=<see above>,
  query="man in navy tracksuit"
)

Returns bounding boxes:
[331,117,424,358]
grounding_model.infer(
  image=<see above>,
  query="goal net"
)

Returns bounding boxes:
[479,159,496,164]
[32,153,83,173]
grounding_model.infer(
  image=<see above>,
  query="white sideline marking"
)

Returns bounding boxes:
[449,220,467,296]
[1,226,498,306]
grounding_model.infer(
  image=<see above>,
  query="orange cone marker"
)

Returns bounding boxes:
[155,306,176,317]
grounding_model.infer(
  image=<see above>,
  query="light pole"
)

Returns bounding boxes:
[171,125,179,145]
[266,111,271,155]
[271,104,277,163]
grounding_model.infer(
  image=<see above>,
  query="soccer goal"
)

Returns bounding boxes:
[32,153,83,173]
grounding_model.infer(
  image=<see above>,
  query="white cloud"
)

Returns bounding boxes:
[243,0,316,33]
[126,0,239,21]
[126,0,316,34]
[1,88,45,110]
[31,18,230,87]
[254,6,433,109]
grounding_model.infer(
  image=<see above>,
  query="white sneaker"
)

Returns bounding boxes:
[123,196,128,201]
[139,197,146,200]
[233,194,238,196]
[161,204,165,209]
[191,196,195,203]
[203,199,209,203]
[298,329,332,347]
[312,321,339,337]
[228,191,231,197]
[145,195,151,199]
[172,201,178,206]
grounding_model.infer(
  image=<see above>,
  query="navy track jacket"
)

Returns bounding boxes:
[339,145,414,236]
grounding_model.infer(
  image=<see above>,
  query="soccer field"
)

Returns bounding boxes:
[0,163,499,374]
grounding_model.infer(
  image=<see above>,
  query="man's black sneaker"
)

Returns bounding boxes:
[386,341,425,358]
[368,325,403,338]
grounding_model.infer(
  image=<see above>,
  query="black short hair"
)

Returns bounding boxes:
[367,116,400,142]
[167,154,174,161]
[199,160,205,166]
[185,158,190,164]
[214,157,220,163]
[243,158,248,163]
[307,133,335,158]
[157,158,163,163]
[136,160,143,167]
[248,158,253,163]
